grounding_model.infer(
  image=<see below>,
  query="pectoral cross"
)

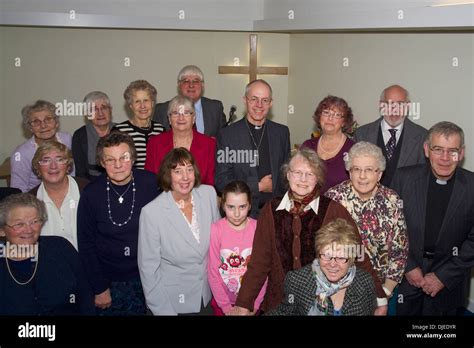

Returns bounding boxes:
[218,34,288,82]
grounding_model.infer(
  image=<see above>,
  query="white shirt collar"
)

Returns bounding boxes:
[37,175,80,204]
[381,118,404,143]
[276,192,320,214]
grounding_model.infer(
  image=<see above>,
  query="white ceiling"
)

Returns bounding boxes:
[0,0,472,31]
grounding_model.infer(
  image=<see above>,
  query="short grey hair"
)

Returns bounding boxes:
[282,147,326,193]
[0,193,48,230]
[344,142,386,172]
[245,79,273,98]
[177,65,204,83]
[83,91,111,106]
[167,95,195,116]
[379,84,410,102]
[21,100,58,131]
[425,121,465,148]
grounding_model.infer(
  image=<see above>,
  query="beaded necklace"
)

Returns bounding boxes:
[106,175,136,227]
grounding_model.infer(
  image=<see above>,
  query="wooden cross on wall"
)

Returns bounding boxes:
[218,34,288,82]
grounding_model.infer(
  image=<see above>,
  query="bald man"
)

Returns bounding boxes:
[354,84,427,187]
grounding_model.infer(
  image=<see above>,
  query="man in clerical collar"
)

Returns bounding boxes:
[215,79,290,218]
[355,84,427,188]
[153,65,226,137]
[392,121,474,315]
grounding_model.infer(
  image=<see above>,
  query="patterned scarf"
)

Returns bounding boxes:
[308,259,356,316]
[288,186,319,216]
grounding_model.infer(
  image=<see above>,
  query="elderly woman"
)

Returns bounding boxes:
[10,100,73,192]
[268,219,376,315]
[77,132,159,315]
[145,95,216,185]
[301,95,355,194]
[29,141,89,250]
[138,148,220,315]
[113,80,165,169]
[0,193,94,315]
[230,147,386,315]
[325,141,408,304]
[72,91,115,180]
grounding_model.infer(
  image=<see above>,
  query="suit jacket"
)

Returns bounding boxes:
[354,117,427,169]
[215,118,291,218]
[392,164,474,310]
[138,185,221,315]
[144,129,216,186]
[153,97,226,137]
[267,265,376,316]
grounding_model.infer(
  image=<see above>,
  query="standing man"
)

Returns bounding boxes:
[393,122,474,315]
[215,79,290,218]
[354,84,427,187]
[153,65,226,137]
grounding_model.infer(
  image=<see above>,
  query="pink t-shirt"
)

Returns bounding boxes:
[208,217,268,314]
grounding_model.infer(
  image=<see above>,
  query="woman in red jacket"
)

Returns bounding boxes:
[145,95,216,186]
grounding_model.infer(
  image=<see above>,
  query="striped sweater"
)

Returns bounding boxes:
[112,120,164,169]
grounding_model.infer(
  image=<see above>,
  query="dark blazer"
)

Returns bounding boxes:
[266,264,376,316]
[72,125,106,180]
[215,117,291,217]
[354,117,427,169]
[153,97,226,137]
[392,164,474,311]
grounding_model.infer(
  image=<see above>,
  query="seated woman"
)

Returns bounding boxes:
[29,141,89,250]
[78,132,159,315]
[72,91,115,180]
[301,96,355,194]
[0,193,94,315]
[268,219,376,316]
[10,100,73,192]
[230,148,386,315]
[144,96,216,186]
[113,80,164,169]
[325,141,408,310]
[138,148,220,315]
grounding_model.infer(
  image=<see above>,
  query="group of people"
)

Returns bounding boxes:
[1,64,473,317]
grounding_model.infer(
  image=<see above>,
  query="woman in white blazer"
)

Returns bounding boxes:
[138,147,220,315]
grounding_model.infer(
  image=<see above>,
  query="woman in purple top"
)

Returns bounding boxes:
[302,95,355,194]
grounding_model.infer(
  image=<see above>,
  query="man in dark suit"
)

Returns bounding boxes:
[354,84,427,187]
[392,121,474,315]
[153,65,226,137]
[215,79,290,218]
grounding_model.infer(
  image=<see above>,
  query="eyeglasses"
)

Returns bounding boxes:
[172,166,195,177]
[179,79,202,86]
[29,116,56,128]
[319,254,349,264]
[103,154,131,167]
[349,167,380,176]
[6,218,43,232]
[246,96,272,106]
[170,111,194,117]
[38,157,69,166]
[289,169,316,180]
[93,105,111,114]
[321,109,344,120]
[429,146,460,158]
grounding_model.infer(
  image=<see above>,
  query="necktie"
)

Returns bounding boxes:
[386,128,397,160]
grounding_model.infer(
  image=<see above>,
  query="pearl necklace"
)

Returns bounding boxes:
[318,133,345,157]
[5,249,39,286]
[106,176,136,227]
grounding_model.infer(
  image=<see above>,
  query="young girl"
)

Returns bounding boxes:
[208,181,267,315]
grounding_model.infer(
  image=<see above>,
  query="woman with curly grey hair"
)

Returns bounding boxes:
[10,100,73,192]
[325,141,408,315]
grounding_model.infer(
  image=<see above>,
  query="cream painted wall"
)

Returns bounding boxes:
[288,33,474,171]
[0,27,289,164]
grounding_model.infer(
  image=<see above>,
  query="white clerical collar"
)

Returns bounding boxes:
[436,179,447,185]
[246,118,265,130]
[276,192,320,214]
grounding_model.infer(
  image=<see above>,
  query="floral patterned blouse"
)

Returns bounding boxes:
[325,180,408,283]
